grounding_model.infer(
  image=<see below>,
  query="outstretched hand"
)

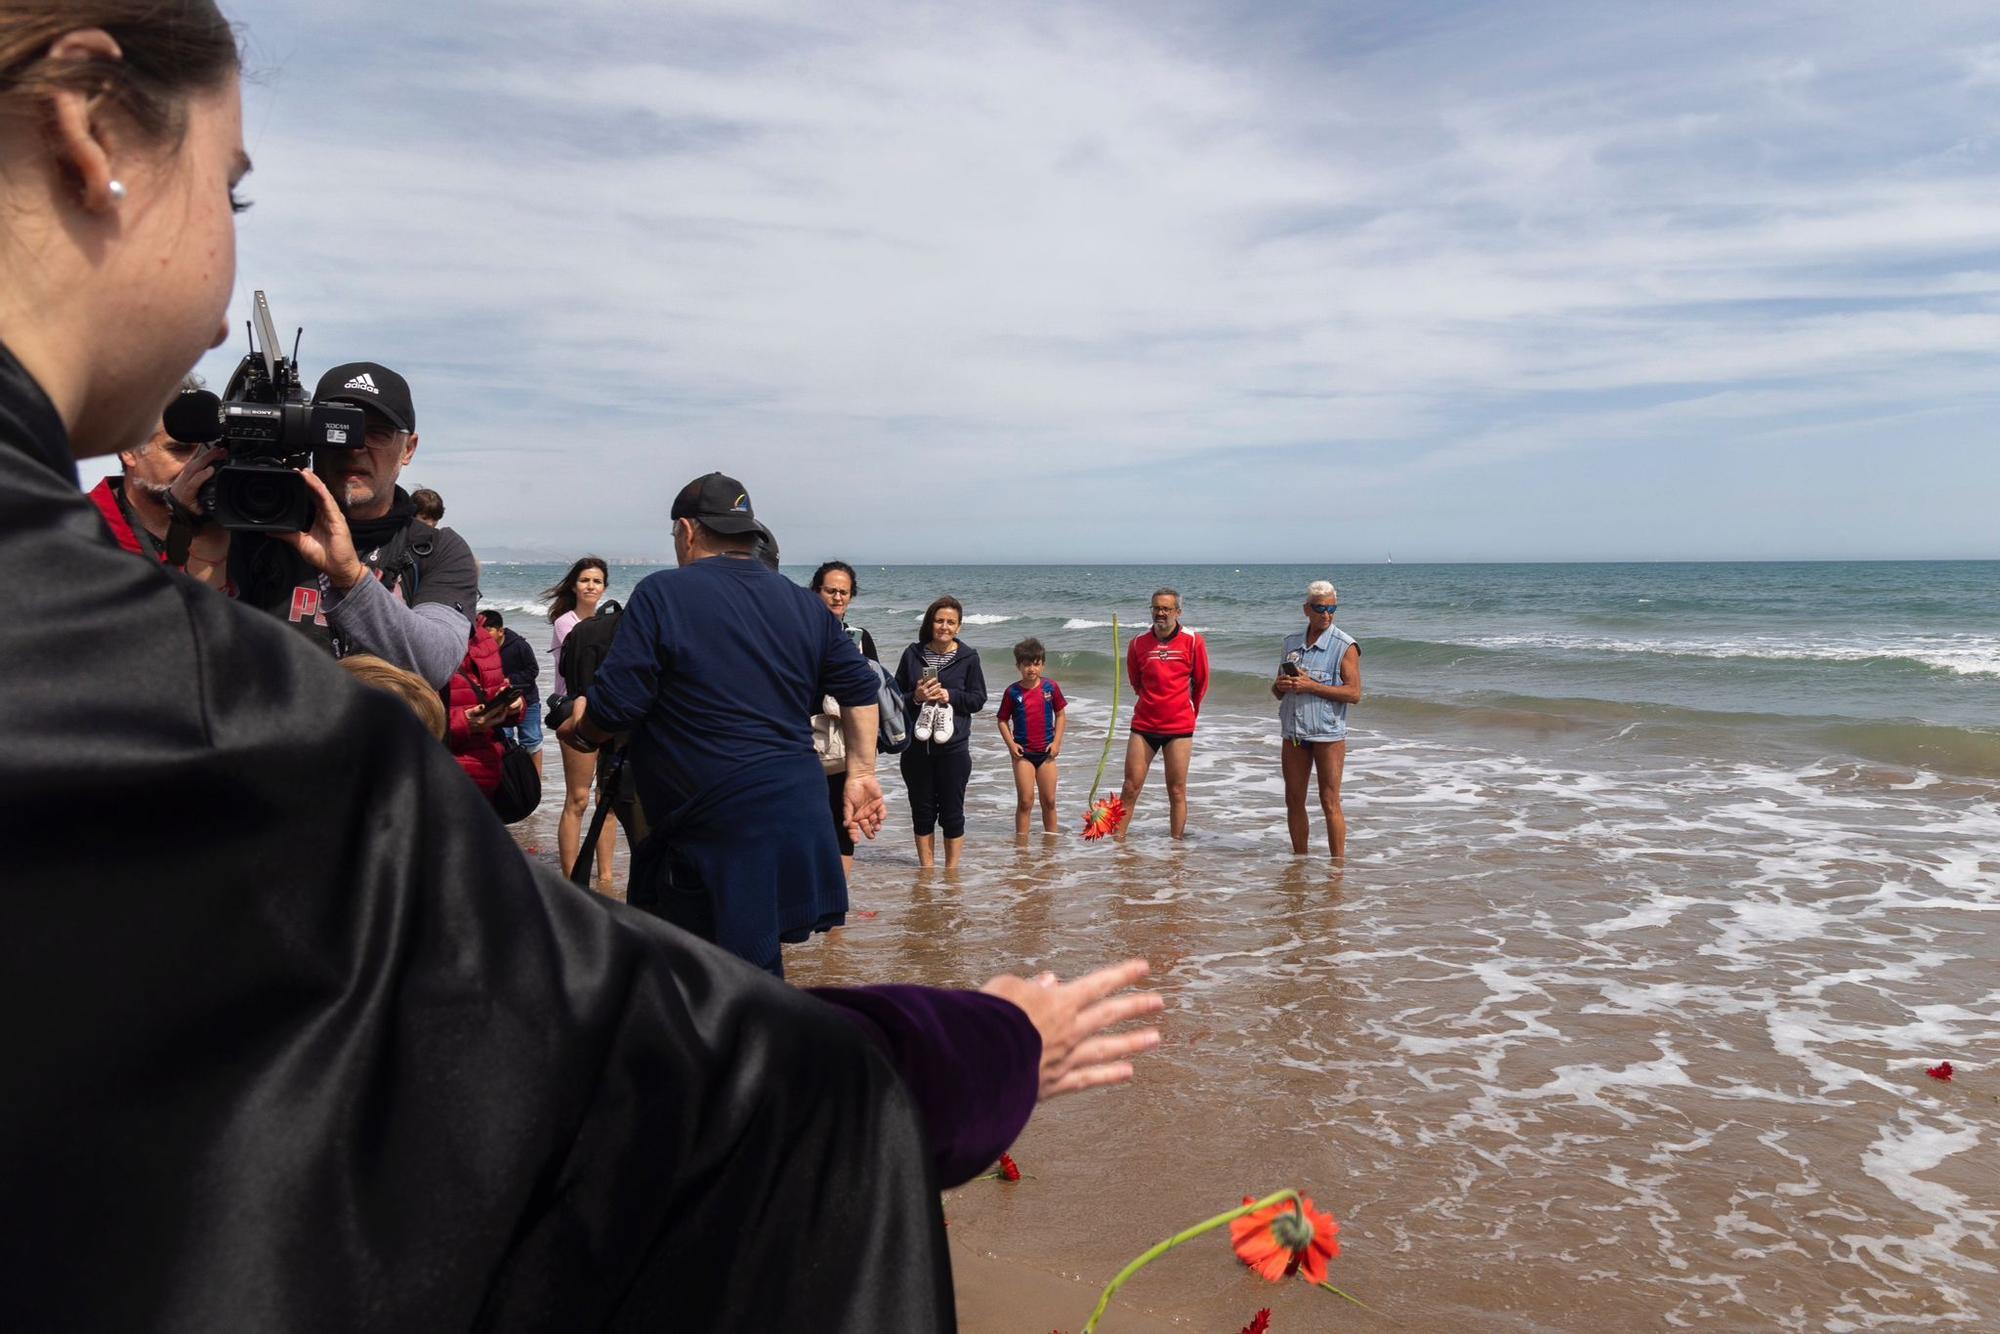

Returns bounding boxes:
[982,959,1162,1101]
[843,771,886,841]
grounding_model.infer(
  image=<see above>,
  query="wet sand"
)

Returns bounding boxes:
[513,704,2000,1331]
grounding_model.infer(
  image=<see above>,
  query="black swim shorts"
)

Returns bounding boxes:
[1135,730,1193,754]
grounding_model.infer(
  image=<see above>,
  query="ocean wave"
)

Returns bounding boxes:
[960,613,1015,625]
[1466,633,2000,678]
[1357,693,2000,780]
[1063,618,1115,630]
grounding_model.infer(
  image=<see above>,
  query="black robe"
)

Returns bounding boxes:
[0,348,963,1330]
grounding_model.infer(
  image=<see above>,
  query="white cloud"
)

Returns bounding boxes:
[140,0,2000,560]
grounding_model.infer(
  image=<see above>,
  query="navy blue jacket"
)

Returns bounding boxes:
[495,627,540,705]
[894,642,987,754]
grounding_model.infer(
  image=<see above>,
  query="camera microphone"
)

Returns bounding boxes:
[164,389,225,445]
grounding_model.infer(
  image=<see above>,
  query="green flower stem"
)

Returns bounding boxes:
[1080,1189,1302,1334]
[1085,613,1121,806]
[1319,1280,1377,1313]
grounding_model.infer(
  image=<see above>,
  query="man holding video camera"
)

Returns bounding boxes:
[230,362,479,687]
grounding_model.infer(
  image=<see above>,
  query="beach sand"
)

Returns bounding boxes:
[508,711,2000,1330]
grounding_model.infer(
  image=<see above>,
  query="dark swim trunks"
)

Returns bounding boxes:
[1136,730,1193,754]
[1017,750,1052,769]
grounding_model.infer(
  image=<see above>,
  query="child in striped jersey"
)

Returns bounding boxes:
[995,637,1068,836]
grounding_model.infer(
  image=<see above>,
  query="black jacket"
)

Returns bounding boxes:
[894,641,988,753]
[497,626,540,704]
[0,343,973,1331]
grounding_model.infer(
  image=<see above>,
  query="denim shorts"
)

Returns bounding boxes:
[505,705,544,752]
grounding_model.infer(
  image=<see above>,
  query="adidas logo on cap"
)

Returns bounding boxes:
[344,372,379,393]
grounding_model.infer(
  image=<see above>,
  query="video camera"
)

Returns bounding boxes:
[164,291,366,532]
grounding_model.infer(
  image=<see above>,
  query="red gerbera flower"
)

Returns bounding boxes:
[1237,1309,1273,1334]
[1927,1061,1954,1082]
[1230,1194,1339,1286]
[999,1152,1022,1182]
[1082,794,1126,840]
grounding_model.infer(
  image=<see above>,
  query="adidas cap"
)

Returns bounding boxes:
[314,362,415,432]
[670,472,760,535]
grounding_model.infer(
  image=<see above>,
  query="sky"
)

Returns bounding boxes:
[102,1,2000,562]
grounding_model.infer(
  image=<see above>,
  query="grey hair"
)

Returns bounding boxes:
[1151,587,1182,610]
[1307,580,1337,601]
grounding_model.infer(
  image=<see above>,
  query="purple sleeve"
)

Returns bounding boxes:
[809,984,1040,1188]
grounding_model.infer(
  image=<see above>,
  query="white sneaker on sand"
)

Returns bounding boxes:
[914,703,935,741]
[933,704,954,743]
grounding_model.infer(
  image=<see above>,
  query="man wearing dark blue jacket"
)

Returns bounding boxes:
[477,608,543,776]
[559,473,883,976]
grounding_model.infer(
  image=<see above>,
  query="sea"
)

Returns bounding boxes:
[485,560,2000,1331]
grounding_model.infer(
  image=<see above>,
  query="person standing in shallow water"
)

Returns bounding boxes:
[1274,580,1362,858]
[896,596,987,870]
[546,556,615,888]
[813,560,878,879]
[1118,587,1210,840]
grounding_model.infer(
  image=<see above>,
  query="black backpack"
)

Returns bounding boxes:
[558,599,625,699]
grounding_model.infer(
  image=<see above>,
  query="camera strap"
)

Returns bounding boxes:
[368,523,434,599]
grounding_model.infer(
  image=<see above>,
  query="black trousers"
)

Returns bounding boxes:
[826,771,855,856]
[900,744,972,839]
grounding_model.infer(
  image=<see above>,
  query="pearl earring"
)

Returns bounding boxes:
[107,180,127,204]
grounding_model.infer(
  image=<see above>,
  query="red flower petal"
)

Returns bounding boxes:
[999,1153,1022,1182]
[1237,1310,1273,1334]
[1231,1196,1340,1285]
[1081,795,1128,840]
[1927,1061,1954,1082]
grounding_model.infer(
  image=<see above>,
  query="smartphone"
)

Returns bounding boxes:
[485,684,524,712]
[920,666,940,682]
[1279,661,1302,677]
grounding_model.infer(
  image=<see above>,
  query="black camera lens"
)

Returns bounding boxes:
[237,473,290,525]
[212,464,314,532]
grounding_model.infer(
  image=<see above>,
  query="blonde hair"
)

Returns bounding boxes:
[340,654,446,739]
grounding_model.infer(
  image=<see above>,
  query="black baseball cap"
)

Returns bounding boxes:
[314,362,416,432]
[670,472,759,535]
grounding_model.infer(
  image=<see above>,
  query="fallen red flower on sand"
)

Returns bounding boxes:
[1237,1308,1273,1334]
[1081,794,1126,840]
[1927,1061,1954,1082]
[1230,1194,1339,1285]
[978,1152,1023,1182]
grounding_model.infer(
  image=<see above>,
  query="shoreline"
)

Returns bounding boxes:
[500,684,1999,1329]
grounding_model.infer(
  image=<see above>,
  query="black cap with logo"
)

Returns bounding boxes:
[313,362,416,432]
[670,472,759,535]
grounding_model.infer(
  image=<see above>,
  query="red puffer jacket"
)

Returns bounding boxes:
[443,629,508,795]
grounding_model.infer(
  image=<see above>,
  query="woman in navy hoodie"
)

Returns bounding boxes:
[895,596,987,869]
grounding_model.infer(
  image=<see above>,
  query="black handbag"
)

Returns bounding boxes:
[460,664,542,823]
[490,735,541,824]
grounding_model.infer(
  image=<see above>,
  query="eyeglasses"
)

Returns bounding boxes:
[821,588,853,600]
[1308,603,1338,613]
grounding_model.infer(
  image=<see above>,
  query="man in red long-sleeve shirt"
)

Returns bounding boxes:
[1117,587,1210,839]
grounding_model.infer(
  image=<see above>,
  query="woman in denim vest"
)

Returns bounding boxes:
[1273,580,1362,858]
